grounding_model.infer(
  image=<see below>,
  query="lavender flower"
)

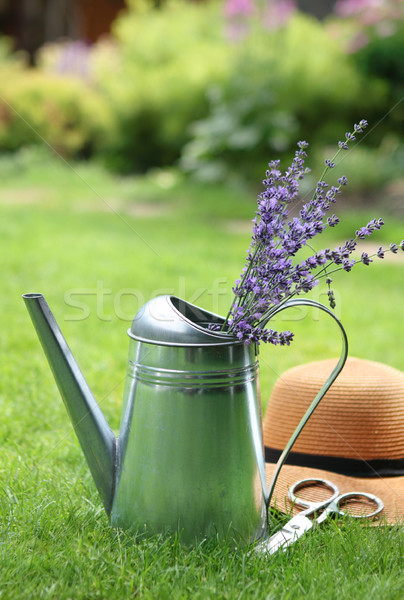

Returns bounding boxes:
[220,120,401,345]
[361,252,372,266]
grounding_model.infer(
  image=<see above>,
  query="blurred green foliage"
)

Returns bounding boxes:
[327,2,404,147]
[0,70,113,157]
[352,23,404,138]
[0,37,113,157]
[180,12,386,182]
[0,0,402,183]
[93,0,234,172]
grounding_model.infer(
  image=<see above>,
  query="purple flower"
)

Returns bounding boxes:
[327,214,339,227]
[356,219,384,239]
[356,227,368,239]
[361,252,372,266]
[222,119,400,345]
[342,258,355,272]
[327,289,336,309]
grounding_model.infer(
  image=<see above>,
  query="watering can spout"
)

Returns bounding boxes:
[22,293,117,514]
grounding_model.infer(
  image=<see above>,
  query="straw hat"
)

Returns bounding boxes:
[264,357,404,524]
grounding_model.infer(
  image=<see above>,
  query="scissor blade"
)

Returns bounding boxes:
[255,515,313,555]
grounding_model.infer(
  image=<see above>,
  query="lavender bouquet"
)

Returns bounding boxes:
[217,120,403,345]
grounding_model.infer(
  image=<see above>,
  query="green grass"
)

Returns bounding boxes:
[1,147,403,599]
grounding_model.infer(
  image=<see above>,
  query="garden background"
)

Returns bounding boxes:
[0,1,403,598]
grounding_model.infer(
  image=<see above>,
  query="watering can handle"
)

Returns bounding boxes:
[263,298,348,510]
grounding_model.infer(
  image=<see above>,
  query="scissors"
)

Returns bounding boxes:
[256,478,384,555]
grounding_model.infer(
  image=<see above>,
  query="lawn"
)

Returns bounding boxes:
[0,148,403,599]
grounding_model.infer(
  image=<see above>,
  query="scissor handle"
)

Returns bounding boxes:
[289,478,340,513]
[325,491,385,520]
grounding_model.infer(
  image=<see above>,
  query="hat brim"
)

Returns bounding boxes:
[265,462,404,525]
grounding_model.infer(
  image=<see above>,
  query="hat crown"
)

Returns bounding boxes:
[264,357,404,462]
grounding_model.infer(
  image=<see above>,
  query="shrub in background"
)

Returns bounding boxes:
[0,38,114,158]
[92,0,235,172]
[0,71,114,157]
[1,1,232,170]
[329,0,404,143]
[180,8,386,182]
[0,0,401,186]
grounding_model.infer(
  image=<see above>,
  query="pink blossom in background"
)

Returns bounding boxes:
[334,0,374,18]
[335,0,404,24]
[263,0,296,30]
[333,0,404,50]
[224,0,255,18]
[224,0,255,41]
[224,0,296,40]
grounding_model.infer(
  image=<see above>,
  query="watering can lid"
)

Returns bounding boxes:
[128,295,236,346]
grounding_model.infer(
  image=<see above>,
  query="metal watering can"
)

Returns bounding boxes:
[23,293,347,545]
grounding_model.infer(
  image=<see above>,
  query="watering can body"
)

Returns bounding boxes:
[23,294,267,544]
